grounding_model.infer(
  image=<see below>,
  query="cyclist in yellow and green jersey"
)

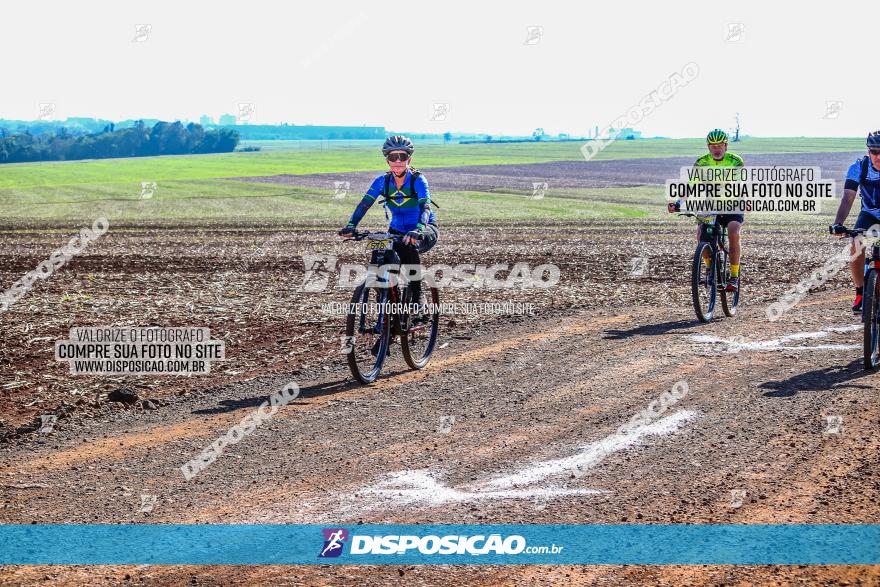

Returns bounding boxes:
[668,129,745,292]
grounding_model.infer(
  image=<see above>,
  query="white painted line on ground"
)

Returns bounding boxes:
[360,470,600,506]
[690,325,861,352]
[483,409,697,489]
[357,410,698,507]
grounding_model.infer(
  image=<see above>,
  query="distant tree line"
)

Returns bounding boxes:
[0,121,239,164]
[0,117,165,137]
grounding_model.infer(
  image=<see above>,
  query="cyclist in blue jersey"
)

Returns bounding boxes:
[339,135,439,303]
[831,131,880,312]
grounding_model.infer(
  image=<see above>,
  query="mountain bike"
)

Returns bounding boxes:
[834,226,880,369]
[342,230,440,383]
[680,213,740,322]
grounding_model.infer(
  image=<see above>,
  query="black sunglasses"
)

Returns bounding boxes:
[870,148,880,156]
[386,153,410,162]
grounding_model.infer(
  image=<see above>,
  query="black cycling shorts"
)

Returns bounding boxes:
[715,214,744,227]
[854,210,880,232]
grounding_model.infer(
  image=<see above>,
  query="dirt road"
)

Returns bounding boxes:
[2,285,878,585]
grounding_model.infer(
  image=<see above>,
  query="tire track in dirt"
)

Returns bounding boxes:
[207,317,714,526]
[153,313,658,523]
[0,319,717,586]
[511,564,880,586]
[732,411,880,523]
[2,293,878,586]
[0,311,643,521]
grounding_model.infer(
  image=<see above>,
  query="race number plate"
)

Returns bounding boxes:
[366,238,393,250]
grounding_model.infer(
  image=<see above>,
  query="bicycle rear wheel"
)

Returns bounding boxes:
[863,269,880,370]
[400,285,440,369]
[345,284,390,384]
[692,242,716,323]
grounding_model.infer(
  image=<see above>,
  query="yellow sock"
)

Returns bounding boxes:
[730,264,740,278]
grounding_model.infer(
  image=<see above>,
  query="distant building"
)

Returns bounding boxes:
[607,127,641,140]
[216,124,386,140]
[218,114,237,126]
[200,115,215,127]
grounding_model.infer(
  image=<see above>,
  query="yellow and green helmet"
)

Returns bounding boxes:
[706,129,729,144]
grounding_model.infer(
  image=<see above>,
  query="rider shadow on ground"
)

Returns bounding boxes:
[759,359,874,398]
[603,320,696,340]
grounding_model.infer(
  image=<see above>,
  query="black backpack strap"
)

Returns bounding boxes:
[409,169,419,197]
[383,171,392,197]
[381,171,411,199]
[380,172,392,220]
[409,168,440,209]
[379,169,441,211]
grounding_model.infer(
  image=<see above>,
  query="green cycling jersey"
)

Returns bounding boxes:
[677,151,745,215]
[693,152,744,168]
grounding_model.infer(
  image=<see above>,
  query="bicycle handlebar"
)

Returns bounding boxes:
[677,212,716,224]
[343,229,422,242]
[830,226,866,238]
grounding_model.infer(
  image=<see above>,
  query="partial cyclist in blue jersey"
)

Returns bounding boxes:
[831,131,880,313]
[338,135,439,303]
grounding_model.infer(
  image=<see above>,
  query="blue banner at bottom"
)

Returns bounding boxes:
[1,524,878,565]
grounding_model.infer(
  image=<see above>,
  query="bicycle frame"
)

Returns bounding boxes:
[698,218,728,252]
[696,217,730,288]
[864,241,880,277]
[841,228,880,281]
[836,226,880,369]
[352,231,416,338]
[679,212,741,322]
[342,229,440,382]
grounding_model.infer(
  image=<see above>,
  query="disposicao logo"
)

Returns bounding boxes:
[318,528,349,558]
[318,529,544,558]
[349,534,527,555]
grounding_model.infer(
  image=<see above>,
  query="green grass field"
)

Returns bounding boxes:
[0,138,859,226]
[0,137,864,190]
[0,179,660,227]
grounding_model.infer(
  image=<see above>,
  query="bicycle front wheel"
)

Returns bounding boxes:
[863,269,880,370]
[345,284,390,384]
[692,242,716,323]
[720,258,740,318]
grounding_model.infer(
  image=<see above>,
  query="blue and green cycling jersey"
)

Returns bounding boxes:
[844,156,880,215]
[347,170,436,232]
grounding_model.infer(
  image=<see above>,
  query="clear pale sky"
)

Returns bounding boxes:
[3,1,876,137]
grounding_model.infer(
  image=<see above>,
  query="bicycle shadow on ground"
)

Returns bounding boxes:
[191,368,416,415]
[759,359,875,398]
[603,320,697,340]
